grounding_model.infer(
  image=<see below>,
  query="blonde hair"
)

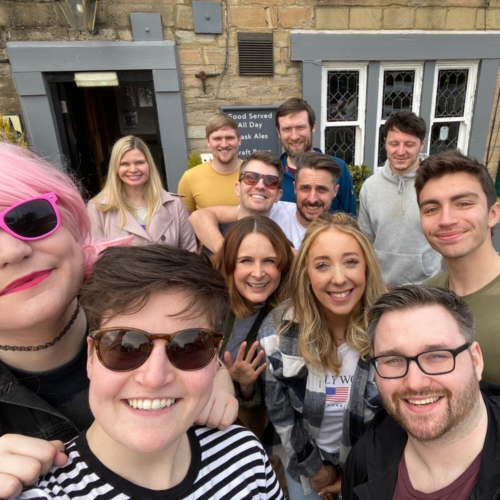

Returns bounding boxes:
[90,136,163,231]
[277,212,386,375]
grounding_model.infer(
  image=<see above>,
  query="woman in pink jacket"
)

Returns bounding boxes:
[87,136,197,251]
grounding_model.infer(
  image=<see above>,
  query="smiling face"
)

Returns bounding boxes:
[307,228,366,322]
[233,233,282,305]
[419,172,500,260]
[374,305,483,442]
[385,128,425,176]
[277,111,315,159]
[118,149,150,189]
[87,290,217,457]
[0,225,85,334]
[235,160,283,215]
[295,168,339,227]
[206,126,241,166]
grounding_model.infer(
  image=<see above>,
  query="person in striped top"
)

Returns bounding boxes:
[15,245,282,500]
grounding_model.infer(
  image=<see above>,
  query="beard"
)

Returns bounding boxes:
[381,375,480,442]
[296,202,326,223]
[282,135,313,159]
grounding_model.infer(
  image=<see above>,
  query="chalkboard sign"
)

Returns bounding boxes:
[220,106,282,160]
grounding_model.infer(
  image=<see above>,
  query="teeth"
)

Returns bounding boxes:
[251,195,265,199]
[248,283,267,289]
[305,205,321,210]
[127,398,176,410]
[407,396,440,406]
[328,291,350,299]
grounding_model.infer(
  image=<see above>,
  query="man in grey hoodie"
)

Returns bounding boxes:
[357,112,443,287]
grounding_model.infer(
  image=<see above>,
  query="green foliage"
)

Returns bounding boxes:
[188,151,202,169]
[0,115,27,147]
[348,163,372,203]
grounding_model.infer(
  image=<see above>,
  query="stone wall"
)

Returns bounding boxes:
[1,0,500,178]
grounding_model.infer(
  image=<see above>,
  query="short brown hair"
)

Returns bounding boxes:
[415,150,497,209]
[213,216,293,319]
[206,113,240,139]
[80,245,230,332]
[367,285,475,347]
[240,150,284,184]
[276,98,315,131]
[382,111,427,143]
[295,151,342,185]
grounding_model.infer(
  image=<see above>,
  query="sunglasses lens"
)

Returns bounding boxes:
[98,330,150,371]
[169,330,216,370]
[264,175,279,188]
[5,199,57,239]
[243,172,259,185]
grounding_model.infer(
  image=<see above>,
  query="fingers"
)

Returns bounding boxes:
[235,342,248,362]
[194,386,238,430]
[254,362,267,377]
[0,473,23,500]
[251,349,265,367]
[244,341,259,362]
[223,350,233,371]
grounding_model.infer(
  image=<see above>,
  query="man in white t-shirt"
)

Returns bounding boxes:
[190,151,342,250]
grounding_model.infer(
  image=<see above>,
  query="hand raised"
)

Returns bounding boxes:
[224,341,267,386]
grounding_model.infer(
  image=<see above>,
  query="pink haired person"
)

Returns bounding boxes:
[0,142,237,498]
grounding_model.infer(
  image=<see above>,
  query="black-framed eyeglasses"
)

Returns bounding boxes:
[239,171,281,189]
[370,343,471,379]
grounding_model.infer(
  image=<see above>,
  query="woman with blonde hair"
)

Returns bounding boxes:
[87,135,196,250]
[259,212,386,500]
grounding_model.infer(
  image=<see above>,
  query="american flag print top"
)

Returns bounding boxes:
[325,386,350,403]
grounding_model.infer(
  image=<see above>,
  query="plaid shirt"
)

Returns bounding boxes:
[258,306,382,495]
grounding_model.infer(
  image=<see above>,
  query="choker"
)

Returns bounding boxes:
[0,303,80,352]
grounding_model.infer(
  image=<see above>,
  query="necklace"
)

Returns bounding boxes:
[0,303,80,352]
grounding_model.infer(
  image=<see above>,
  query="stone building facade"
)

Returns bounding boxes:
[1,0,500,187]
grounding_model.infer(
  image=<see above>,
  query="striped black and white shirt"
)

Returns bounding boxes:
[17,425,283,500]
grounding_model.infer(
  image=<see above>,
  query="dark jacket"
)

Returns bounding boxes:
[342,383,500,500]
[279,149,357,216]
[0,361,80,442]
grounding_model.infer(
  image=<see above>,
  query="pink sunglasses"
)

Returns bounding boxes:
[0,193,60,241]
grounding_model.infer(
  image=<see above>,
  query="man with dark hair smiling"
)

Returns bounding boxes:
[14,245,283,500]
[342,285,500,500]
[416,150,500,384]
[358,111,443,287]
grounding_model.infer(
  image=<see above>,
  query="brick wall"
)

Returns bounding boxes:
[1,0,500,179]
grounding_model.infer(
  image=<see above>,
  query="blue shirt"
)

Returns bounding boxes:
[279,149,357,216]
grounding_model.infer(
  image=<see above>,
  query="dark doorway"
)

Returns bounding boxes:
[46,71,166,199]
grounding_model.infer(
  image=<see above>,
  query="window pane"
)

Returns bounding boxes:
[378,125,387,167]
[382,70,415,119]
[435,69,469,118]
[324,126,356,165]
[430,122,460,154]
[327,71,359,122]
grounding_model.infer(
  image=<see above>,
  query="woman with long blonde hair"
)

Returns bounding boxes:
[259,212,386,500]
[87,136,196,250]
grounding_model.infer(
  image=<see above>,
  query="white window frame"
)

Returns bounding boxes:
[321,62,368,166]
[374,62,424,170]
[428,60,479,155]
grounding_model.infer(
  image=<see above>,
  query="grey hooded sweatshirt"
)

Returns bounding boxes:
[357,159,443,287]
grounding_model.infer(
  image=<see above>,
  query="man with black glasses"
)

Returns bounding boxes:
[342,285,500,500]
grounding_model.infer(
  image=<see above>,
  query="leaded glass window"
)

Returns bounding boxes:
[378,125,387,167]
[382,71,415,120]
[327,71,359,122]
[435,69,468,118]
[430,122,460,154]
[324,127,356,166]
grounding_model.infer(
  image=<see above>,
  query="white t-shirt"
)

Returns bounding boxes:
[269,202,306,249]
[315,343,360,454]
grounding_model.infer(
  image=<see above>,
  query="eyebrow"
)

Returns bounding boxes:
[312,252,360,261]
[376,344,455,356]
[297,183,331,189]
[420,191,480,207]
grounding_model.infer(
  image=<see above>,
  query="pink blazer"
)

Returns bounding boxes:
[87,190,197,252]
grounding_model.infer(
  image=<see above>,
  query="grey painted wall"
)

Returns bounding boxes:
[7,39,188,191]
[293,32,500,168]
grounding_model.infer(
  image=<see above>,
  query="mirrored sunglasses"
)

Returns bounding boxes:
[239,171,280,189]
